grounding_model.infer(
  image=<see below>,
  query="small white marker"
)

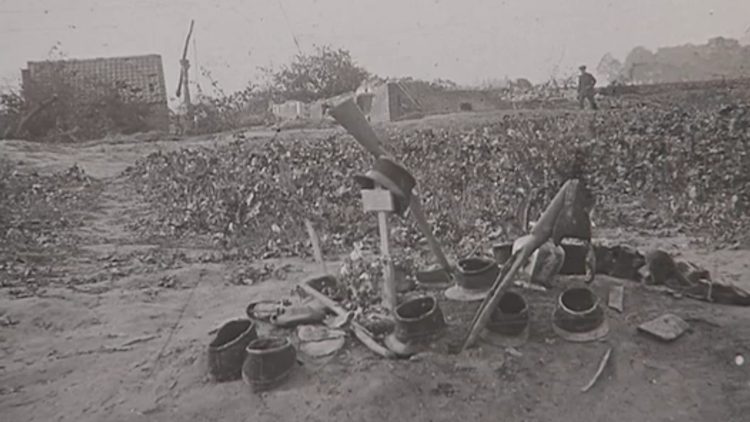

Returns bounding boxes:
[735,355,745,366]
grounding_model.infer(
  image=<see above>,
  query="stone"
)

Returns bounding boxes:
[638,314,689,341]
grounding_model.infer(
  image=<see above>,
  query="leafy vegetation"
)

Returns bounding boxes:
[125,89,750,267]
[263,45,370,103]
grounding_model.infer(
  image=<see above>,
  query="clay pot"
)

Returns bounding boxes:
[385,296,446,356]
[486,291,529,337]
[416,266,453,289]
[456,258,500,291]
[207,319,258,382]
[242,337,297,392]
[552,287,609,342]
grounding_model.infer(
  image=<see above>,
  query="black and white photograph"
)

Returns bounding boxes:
[1,1,749,421]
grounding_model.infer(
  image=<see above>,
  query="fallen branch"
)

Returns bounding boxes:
[581,347,613,393]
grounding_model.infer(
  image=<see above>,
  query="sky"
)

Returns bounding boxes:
[1,0,749,109]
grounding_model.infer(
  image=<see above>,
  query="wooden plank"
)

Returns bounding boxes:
[361,189,395,213]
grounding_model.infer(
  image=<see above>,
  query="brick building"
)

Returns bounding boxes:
[22,54,170,132]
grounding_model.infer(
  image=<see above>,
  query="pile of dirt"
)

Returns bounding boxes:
[124,101,750,261]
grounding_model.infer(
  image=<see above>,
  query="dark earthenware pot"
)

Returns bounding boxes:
[456,258,500,291]
[393,296,446,343]
[492,243,514,266]
[208,319,258,382]
[553,287,604,333]
[242,337,297,392]
[487,291,529,337]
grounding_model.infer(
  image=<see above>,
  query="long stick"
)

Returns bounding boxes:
[409,193,452,274]
[581,347,613,393]
[298,282,395,358]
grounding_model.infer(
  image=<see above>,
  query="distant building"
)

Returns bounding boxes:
[312,80,422,123]
[21,54,170,132]
[270,100,310,120]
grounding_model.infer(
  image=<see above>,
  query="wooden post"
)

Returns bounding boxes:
[378,211,396,313]
[361,187,397,313]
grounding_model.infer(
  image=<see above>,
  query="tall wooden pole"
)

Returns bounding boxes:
[176,19,195,132]
[180,59,193,127]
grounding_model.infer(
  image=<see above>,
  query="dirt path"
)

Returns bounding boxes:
[2,133,750,422]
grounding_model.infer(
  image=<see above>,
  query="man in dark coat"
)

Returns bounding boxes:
[578,65,598,110]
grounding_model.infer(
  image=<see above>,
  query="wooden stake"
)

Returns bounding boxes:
[378,211,396,313]
[409,193,452,275]
[304,219,327,275]
[361,188,397,313]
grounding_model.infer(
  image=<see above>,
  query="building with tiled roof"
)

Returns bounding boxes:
[22,54,169,133]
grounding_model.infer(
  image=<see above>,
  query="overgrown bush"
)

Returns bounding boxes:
[187,72,273,136]
[25,73,153,141]
[0,88,25,138]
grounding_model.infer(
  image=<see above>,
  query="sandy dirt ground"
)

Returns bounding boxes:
[2,121,750,422]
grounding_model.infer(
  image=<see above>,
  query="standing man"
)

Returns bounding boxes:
[578,65,598,110]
